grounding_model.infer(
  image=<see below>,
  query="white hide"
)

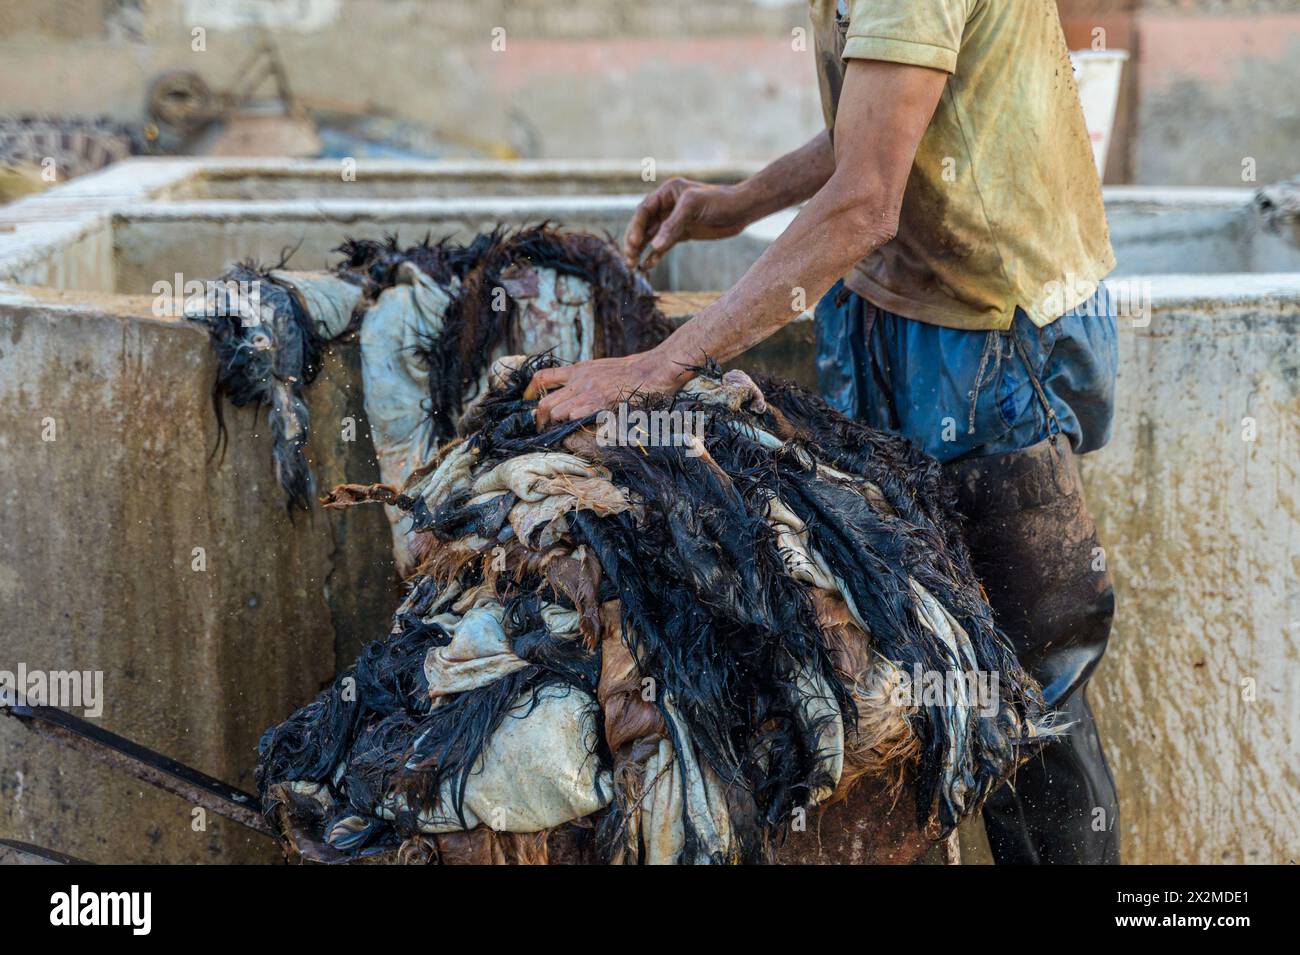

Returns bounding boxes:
[357,263,600,572]
[359,262,453,571]
[383,686,612,833]
[270,270,362,339]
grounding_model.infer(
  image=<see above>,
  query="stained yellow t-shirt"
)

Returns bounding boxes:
[811,0,1116,329]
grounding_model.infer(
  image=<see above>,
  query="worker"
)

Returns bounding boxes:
[527,0,1120,864]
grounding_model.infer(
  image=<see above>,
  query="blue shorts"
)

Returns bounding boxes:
[813,281,1119,464]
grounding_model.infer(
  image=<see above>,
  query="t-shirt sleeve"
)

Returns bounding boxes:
[842,0,972,75]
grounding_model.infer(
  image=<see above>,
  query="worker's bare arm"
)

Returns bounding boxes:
[531,59,947,425]
[622,131,835,269]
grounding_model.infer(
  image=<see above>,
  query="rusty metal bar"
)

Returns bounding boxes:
[0,838,90,865]
[1,698,274,838]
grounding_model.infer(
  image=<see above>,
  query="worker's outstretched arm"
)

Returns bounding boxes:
[622,130,835,270]
[529,59,947,425]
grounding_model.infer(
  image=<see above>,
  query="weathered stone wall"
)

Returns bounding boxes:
[1057,0,1300,185]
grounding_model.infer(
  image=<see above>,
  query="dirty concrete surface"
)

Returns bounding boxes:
[0,303,396,863]
[1082,289,1300,865]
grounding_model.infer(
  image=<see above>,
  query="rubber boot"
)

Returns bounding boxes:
[944,438,1121,864]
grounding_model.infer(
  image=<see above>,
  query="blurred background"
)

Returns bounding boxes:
[1,0,1297,188]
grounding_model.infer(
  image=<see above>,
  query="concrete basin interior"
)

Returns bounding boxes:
[1,159,1297,864]
[4,159,1298,295]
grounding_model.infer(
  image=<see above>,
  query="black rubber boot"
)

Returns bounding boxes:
[944,438,1121,864]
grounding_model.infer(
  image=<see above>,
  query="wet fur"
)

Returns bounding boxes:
[259,357,1049,860]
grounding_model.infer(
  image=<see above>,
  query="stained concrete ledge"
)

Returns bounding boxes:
[162,158,763,201]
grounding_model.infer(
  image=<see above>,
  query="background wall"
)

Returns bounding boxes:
[0,0,820,163]
[1,0,1297,184]
[1058,0,1300,185]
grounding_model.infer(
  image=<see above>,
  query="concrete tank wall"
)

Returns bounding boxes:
[732,190,1300,289]
[1083,277,1300,864]
[110,196,645,294]
[0,159,762,294]
[6,161,1295,296]
[0,293,398,863]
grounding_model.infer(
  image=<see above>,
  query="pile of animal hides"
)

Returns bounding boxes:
[186,225,1056,865]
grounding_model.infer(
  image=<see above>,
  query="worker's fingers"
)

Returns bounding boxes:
[534,387,588,429]
[641,196,695,271]
[534,387,560,429]
[622,187,674,266]
[542,395,584,426]
[524,364,573,400]
[534,378,588,427]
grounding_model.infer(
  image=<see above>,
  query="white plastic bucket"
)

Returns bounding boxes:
[1070,49,1129,179]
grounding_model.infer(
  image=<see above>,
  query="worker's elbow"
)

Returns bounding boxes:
[838,193,900,256]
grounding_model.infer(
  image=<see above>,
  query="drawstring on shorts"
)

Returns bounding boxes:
[966,329,1006,435]
[1011,326,1067,480]
[965,322,1066,477]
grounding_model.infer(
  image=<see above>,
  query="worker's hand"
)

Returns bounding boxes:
[526,352,688,428]
[622,178,752,270]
